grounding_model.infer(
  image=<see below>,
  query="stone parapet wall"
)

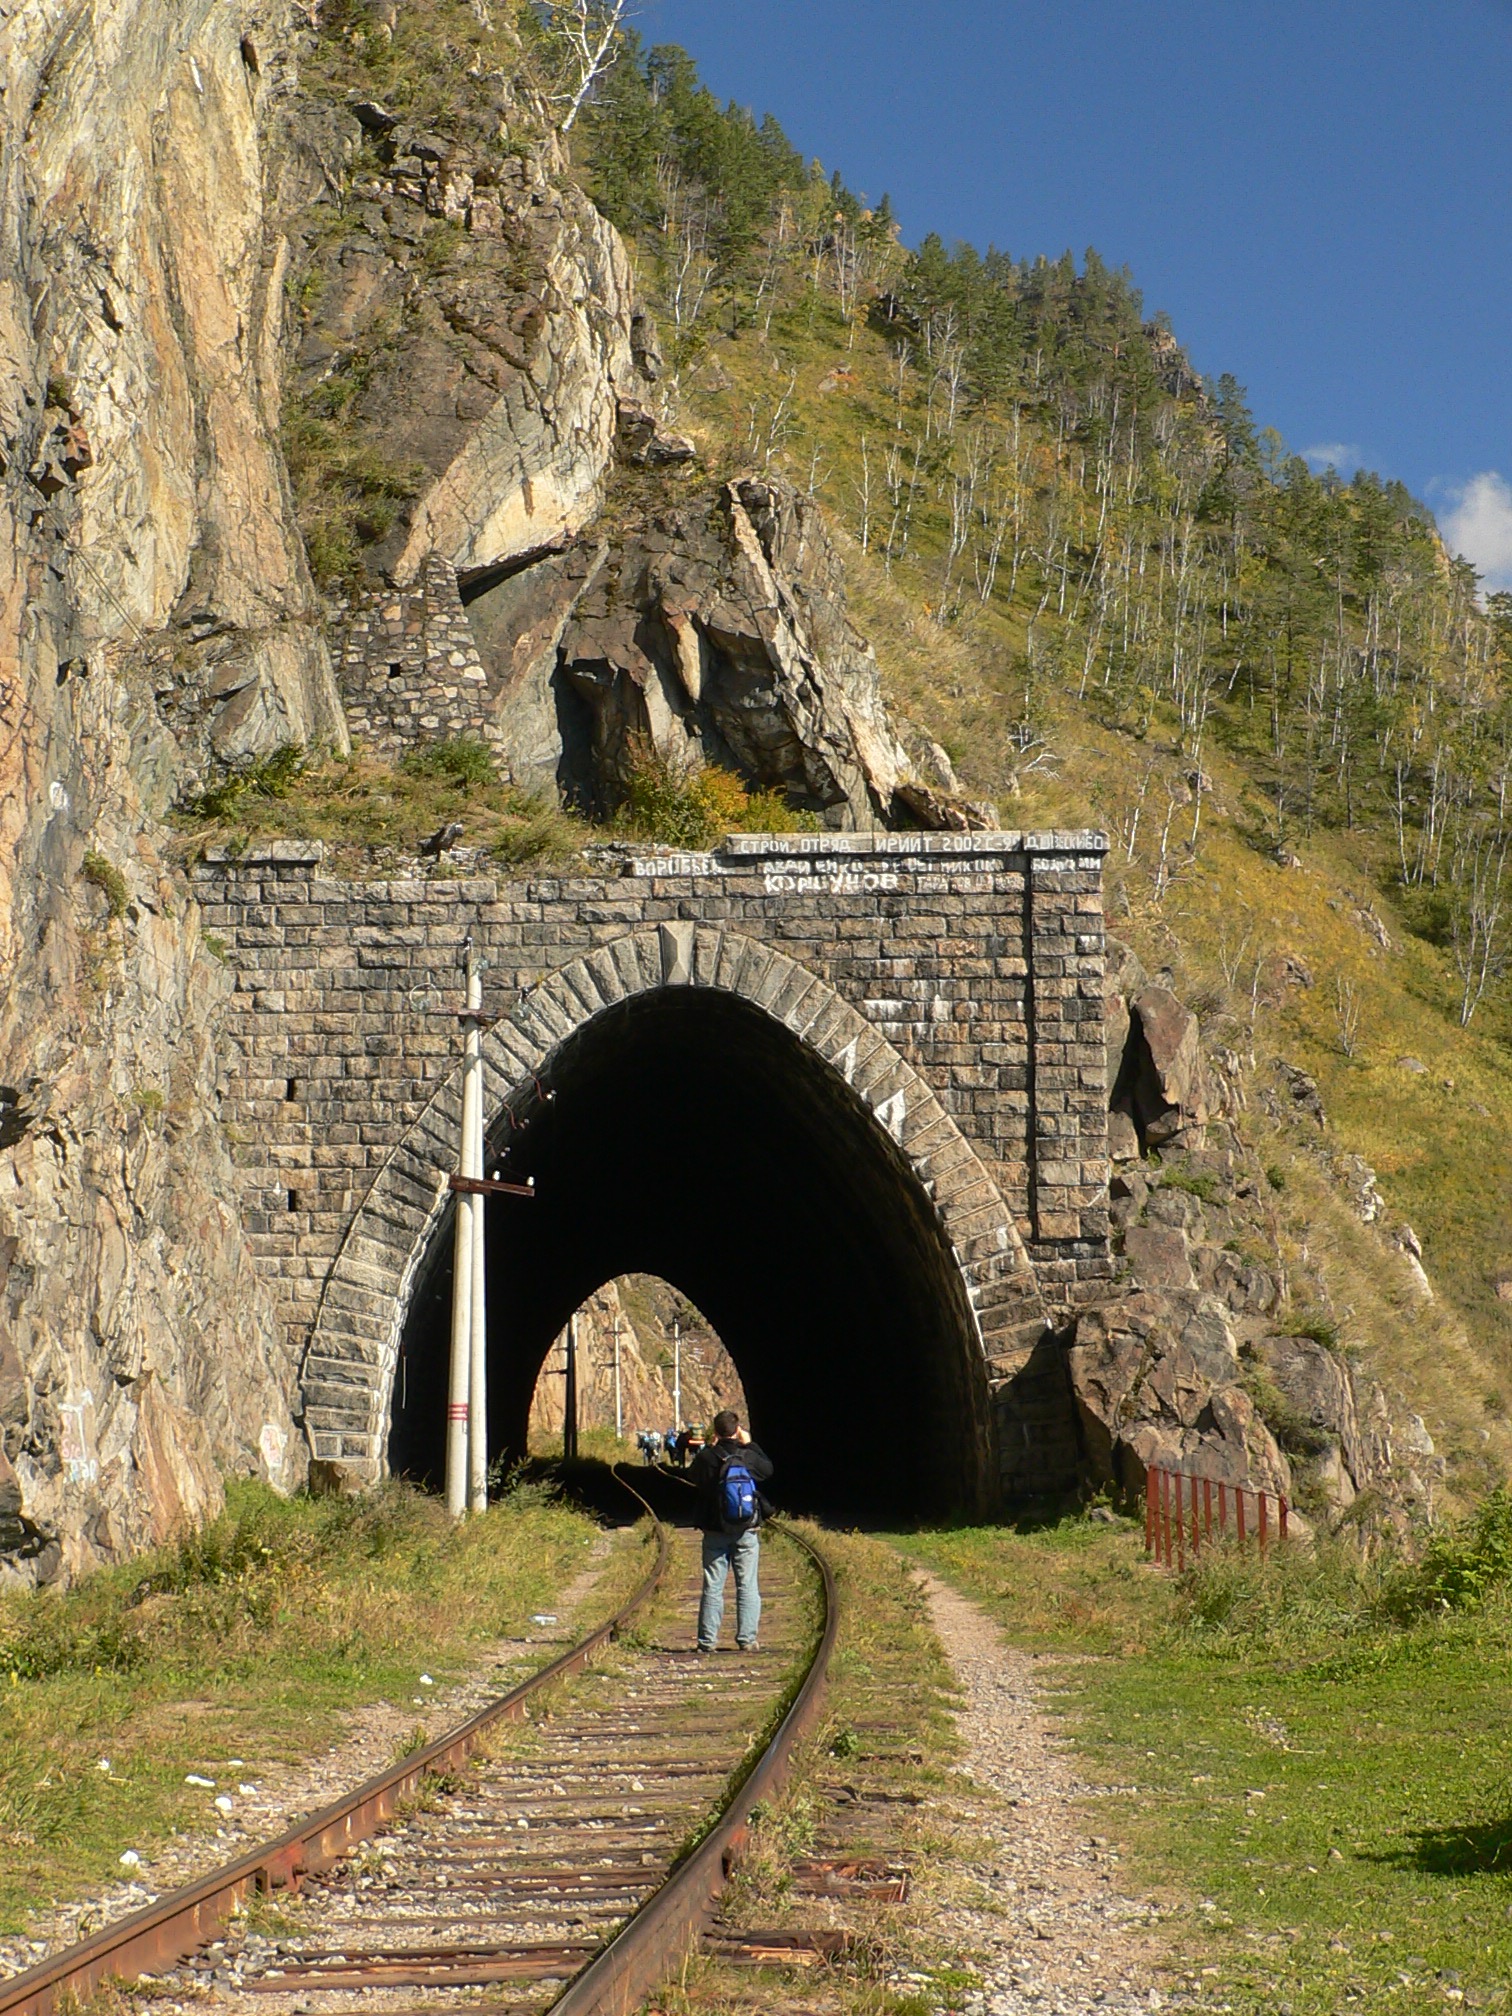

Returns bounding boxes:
[193,830,1111,1492]
[329,554,497,758]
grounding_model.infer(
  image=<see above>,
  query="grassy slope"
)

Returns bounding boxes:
[899,1517,1512,2016]
[0,1481,615,1933]
[666,296,1512,1496]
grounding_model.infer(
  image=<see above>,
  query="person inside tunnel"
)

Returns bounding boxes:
[387,987,995,1523]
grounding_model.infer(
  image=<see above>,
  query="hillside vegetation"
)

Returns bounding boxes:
[216,6,1512,1498]
[567,32,1512,1489]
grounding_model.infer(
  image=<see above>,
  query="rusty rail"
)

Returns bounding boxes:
[1146,1462,1289,1569]
[0,1470,670,2016]
[547,1517,838,2016]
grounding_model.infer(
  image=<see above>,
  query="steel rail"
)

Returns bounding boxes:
[547,1518,839,2016]
[0,1470,670,2016]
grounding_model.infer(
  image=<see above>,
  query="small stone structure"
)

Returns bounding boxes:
[194,830,1111,1501]
[330,555,498,758]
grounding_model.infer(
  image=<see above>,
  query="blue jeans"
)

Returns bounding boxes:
[698,1529,761,1649]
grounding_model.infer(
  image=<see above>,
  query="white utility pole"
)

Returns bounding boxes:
[672,1317,681,1431]
[612,1314,623,1439]
[444,944,481,1518]
[465,954,488,1515]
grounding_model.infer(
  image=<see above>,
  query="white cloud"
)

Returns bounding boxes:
[1303,442,1360,475]
[1440,472,1512,593]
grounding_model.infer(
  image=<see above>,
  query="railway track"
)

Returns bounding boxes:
[0,1474,838,2016]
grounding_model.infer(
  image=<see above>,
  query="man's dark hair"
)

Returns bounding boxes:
[713,1408,740,1440]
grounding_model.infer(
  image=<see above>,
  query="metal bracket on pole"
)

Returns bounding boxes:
[448,1174,537,1198]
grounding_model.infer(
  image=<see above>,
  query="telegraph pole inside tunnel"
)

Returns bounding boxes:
[563,1313,579,1462]
[612,1314,622,1440]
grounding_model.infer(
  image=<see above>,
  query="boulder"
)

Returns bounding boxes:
[614,399,697,468]
[1198,1248,1279,1317]
[1067,1289,1289,1500]
[1123,1224,1196,1292]
[1108,1167,1147,1232]
[1107,1108,1141,1164]
[1391,1224,1434,1301]
[1253,1332,1406,1506]
[1110,985,1207,1149]
[485,475,975,829]
[1103,937,1148,1098]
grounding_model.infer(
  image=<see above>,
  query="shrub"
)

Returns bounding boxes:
[399,737,496,788]
[615,740,816,848]
[490,796,586,870]
[1287,1316,1342,1352]
[1388,1488,1512,1617]
[188,745,307,820]
[80,850,129,921]
[1175,1531,1386,1650]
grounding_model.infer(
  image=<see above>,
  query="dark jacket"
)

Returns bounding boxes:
[689,1437,773,1534]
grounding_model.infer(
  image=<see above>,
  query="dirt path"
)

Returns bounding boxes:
[0,1530,620,1980]
[916,1569,1180,2016]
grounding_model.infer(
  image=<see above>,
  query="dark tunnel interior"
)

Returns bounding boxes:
[387,989,995,1522]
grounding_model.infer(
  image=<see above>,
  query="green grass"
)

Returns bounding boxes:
[174,746,592,876]
[899,1515,1512,2014]
[0,1479,606,1933]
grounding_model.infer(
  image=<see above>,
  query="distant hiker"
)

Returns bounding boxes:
[637,1429,661,1464]
[690,1409,773,1653]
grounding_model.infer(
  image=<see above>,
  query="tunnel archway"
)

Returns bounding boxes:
[390,988,993,1519]
[305,927,1044,1523]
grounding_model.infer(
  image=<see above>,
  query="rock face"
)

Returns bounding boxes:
[2,0,346,772]
[1,0,331,1584]
[275,58,959,826]
[479,476,943,824]
[0,0,979,1583]
[525,1279,747,1443]
[1090,945,1434,1529]
[1068,1288,1291,1501]
[279,86,652,588]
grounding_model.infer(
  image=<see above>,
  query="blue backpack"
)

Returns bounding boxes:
[718,1455,760,1532]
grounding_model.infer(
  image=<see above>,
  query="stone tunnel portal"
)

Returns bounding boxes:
[387,988,996,1522]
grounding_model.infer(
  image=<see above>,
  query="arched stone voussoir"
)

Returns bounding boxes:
[300,925,1041,1468]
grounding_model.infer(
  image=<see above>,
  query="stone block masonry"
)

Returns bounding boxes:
[330,554,498,759]
[194,830,1111,1498]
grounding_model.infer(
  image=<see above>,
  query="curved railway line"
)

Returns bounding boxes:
[0,1473,841,2016]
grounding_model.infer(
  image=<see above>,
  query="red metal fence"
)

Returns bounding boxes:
[1145,1463,1289,1570]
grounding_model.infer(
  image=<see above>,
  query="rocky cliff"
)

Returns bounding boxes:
[0,0,346,1584]
[0,0,967,1580]
[1083,940,1442,1539]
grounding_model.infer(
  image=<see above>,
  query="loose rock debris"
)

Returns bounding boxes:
[914,1570,1181,2016]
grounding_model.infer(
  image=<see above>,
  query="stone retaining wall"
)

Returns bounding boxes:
[329,554,498,758]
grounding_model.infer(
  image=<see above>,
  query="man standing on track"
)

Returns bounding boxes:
[690,1409,773,1654]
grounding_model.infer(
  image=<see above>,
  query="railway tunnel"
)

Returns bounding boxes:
[386,986,997,1524]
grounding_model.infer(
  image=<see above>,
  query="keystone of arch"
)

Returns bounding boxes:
[300,925,1043,1472]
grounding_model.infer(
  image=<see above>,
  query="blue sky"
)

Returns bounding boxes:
[634,0,1512,588]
